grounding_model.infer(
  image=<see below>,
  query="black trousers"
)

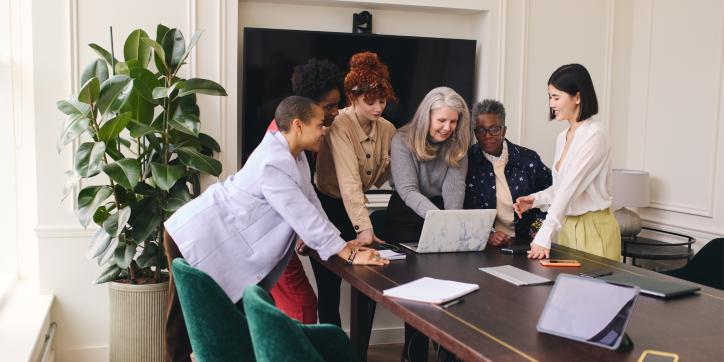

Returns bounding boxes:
[385,191,445,362]
[310,188,360,327]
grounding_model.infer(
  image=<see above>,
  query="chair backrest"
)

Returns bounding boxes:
[243,285,326,362]
[370,209,387,240]
[172,258,256,362]
[661,238,723,290]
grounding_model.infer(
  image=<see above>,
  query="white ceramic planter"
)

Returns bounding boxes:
[109,281,169,362]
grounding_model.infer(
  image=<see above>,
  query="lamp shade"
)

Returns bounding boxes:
[612,170,650,208]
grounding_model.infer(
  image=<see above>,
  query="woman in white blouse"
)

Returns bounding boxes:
[513,64,621,261]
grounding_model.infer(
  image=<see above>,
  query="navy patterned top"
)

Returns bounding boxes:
[463,139,553,238]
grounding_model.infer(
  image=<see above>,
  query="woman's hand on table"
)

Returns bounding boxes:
[336,245,389,266]
[355,228,383,246]
[527,242,550,259]
[487,231,511,246]
[513,196,535,218]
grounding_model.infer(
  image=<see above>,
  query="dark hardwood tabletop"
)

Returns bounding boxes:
[312,239,724,362]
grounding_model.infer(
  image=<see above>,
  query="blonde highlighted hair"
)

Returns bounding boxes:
[398,87,470,167]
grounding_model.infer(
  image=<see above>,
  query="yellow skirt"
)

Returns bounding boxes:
[559,208,621,261]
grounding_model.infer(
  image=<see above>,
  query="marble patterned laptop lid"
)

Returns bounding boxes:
[416,210,497,253]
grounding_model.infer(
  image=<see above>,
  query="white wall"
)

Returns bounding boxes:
[13,0,722,360]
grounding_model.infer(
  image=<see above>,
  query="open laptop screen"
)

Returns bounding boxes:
[537,274,640,349]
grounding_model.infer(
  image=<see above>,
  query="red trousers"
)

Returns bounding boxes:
[270,252,318,324]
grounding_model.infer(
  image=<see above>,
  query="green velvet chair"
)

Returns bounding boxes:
[659,238,723,290]
[243,284,359,362]
[370,209,387,240]
[172,258,256,362]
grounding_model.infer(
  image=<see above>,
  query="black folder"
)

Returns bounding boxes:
[599,274,700,298]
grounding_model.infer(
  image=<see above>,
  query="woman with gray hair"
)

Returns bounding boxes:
[464,99,552,246]
[385,86,470,362]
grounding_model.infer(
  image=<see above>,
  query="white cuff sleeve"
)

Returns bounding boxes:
[532,224,555,249]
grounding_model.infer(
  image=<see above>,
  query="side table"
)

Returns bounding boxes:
[622,227,695,267]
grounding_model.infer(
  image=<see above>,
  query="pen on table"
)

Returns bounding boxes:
[440,298,464,309]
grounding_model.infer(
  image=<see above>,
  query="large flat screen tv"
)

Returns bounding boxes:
[240,28,477,165]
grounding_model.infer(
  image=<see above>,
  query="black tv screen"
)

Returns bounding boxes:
[240,28,477,165]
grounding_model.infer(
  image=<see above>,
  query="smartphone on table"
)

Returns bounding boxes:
[501,245,531,254]
[540,259,581,267]
[579,269,614,278]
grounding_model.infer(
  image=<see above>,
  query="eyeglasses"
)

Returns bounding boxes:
[473,126,503,136]
[378,243,401,252]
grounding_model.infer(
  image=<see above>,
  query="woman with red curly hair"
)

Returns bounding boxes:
[308,51,397,327]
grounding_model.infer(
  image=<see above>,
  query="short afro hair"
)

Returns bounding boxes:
[291,59,344,103]
[344,52,397,105]
[472,99,506,127]
[274,96,320,133]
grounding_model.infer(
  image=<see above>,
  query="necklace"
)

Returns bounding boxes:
[483,141,507,163]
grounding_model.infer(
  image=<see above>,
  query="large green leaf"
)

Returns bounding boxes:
[102,158,141,189]
[161,28,185,72]
[78,77,100,105]
[133,183,162,198]
[152,81,184,100]
[96,75,133,116]
[154,25,170,74]
[145,133,163,154]
[93,264,122,284]
[197,133,221,153]
[57,114,91,153]
[78,185,113,228]
[93,205,112,226]
[125,60,142,70]
[177,78,228,97]
[98,236,120,266]
[62,169,81,201]
[98,112,132,144]
[169,113,200,137]
[129,67,161,104]
[129,124,170,138]
[176,147,222,176]
[57,93,92,117]
[87,227,112,259]
[114,61,130,76]
[150,163,187,191]
[114,240,136,269]
[175,29,204,72]
[103,206,131,237]
[120,88,155,126]
[132,202,162,245]
[75,142,106,177]
[124,29,152,68]
[89,43,120,68]
[163,184,191,212]
[81,59,109,87]
[143,38,167,71]
[137,242,159,268]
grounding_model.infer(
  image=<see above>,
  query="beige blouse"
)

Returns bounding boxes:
[316,107,396,232]
[489,150,516,237]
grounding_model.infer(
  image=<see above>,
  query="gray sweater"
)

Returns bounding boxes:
[388,132,468,218]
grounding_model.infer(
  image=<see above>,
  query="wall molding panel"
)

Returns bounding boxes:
[601,0,615,128]
[495,0,507,102]
[515,0,528,146]
[633,0,721,218]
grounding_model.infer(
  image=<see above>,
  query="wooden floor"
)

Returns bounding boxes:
[367,342,440,362]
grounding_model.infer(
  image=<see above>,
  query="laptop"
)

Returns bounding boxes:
[400,209,496,253]
[597,274,700,298]
[537,274,641,350]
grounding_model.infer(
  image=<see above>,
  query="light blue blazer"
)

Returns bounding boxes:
[165,131,345,302]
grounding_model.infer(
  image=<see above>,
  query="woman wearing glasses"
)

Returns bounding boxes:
[385,87,470,362]
[464,99,552,246]
[513,64,620,261]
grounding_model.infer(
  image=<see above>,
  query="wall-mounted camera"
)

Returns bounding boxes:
[353,11,372,34]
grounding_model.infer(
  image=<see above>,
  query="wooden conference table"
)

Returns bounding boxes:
[311,239,724,362]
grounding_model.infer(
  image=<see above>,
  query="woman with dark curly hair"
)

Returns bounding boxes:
[265,59,344,326]
[307,51,398,327]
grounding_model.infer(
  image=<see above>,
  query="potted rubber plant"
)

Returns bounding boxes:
[57,24,226,361]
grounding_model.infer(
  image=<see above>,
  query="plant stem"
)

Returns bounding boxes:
[129,260,137,280]
[109,27,115,77]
